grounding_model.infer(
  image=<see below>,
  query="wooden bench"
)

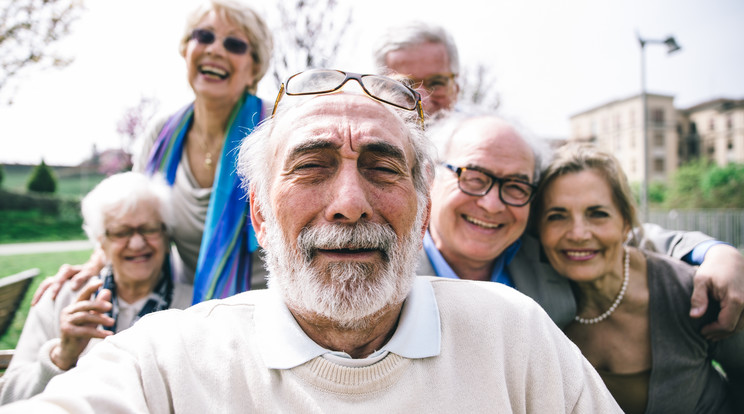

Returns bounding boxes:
[0,349,13,372]
[0,268,41,372]
[0,268,40,338]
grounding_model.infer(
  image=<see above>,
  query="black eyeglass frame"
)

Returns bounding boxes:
[190,28,250,55]
[272,69,426,130]
[104,223,167,243]
[443,163,537,207]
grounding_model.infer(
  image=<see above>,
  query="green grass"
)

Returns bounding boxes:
[0,249,94,349]
[0,210,86,243]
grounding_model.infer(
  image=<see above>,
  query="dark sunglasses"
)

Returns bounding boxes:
[190,28,250,55]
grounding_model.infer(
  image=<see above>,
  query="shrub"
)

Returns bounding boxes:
[27,160,57,193]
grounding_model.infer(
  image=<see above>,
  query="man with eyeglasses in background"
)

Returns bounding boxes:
[0,70,622,412]
[421,112,744,334]
[373,21,459,118]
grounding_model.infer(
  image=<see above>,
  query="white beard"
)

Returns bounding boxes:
[262,215,423,330]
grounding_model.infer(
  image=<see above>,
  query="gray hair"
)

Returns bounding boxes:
[373,21,460,76]
[81,172,174,245]
[237,94,435,223]
[427,111,551,184]
[179,0,273,95]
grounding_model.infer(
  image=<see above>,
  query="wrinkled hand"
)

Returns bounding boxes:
[690,244,744,340]
[50,281,114,370]
[31,248,106,305]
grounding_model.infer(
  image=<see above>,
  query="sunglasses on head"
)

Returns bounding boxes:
[190,28,250,55]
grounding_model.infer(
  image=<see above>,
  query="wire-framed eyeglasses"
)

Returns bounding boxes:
[443,164,537,207]
[403,72,457,94]
[272,69,425,129]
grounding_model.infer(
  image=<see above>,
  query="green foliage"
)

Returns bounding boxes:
[664,161,744,209]
[0,209,85,243]
[26,160,57,193]
[628,180,665,206]
[0,164,4,187]
[0,189,84,242]
[3,164,105,198]
[648,181,667,204]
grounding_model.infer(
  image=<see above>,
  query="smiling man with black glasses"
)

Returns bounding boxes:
[420,112,744,335]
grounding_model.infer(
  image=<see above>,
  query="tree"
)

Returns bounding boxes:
[664,161,744,209]
[27,159,57,193]
[0,0,84,103]
[115,96,159,172]
[267,0,353,88]
[0,163,5,187]
[458,62,501,111]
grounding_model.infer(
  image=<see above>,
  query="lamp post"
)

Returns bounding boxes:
[638,33,681,222]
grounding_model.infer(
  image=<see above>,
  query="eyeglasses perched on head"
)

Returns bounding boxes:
[190,28,250,55]
[403,72,457,94]
[272,69,425,129]
[105,224,166,244]
[443,164,537,207]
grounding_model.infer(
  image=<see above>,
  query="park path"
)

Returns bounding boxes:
[0,240,93,256]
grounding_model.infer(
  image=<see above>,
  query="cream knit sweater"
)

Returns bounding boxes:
[0,277,620,413]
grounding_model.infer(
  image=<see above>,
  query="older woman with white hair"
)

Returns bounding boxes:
[0,172,193,404]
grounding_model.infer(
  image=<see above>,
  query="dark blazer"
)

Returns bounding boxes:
[416,224,714,329]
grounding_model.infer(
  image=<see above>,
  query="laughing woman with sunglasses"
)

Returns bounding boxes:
[0,173,193,404]
[33,0,274,306]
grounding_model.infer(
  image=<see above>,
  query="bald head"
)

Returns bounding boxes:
[427,114,547,280]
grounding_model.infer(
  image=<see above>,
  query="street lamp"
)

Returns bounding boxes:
[638,33,681,222]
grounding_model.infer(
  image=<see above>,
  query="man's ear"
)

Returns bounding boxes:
[249,186,268,248]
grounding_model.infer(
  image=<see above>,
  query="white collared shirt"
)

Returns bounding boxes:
[255,277,442,369]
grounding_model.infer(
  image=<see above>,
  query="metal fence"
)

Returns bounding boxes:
[647,209,744,249]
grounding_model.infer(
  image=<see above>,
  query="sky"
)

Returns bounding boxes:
[2,0,743,166]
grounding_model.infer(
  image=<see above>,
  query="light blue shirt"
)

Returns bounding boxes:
[254,277,442,369]
[686,240,727,265]
[423,230,519,287]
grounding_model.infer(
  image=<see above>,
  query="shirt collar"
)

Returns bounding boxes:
[255,277,441,369]
[423,229,521,284]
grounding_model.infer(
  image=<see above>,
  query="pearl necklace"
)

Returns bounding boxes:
[574,245,629,325]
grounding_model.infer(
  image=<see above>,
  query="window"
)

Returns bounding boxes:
[653,132,664,148]
[653,158,665,173]
[727,115,733,131]
[709,118,715,131]
[651,108,664,125]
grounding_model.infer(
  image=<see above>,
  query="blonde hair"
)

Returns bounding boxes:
[533,143,640,232]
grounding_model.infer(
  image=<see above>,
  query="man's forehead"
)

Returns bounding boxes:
[273,94,412,159]
[386,41,450,77]
[449,118,535,178]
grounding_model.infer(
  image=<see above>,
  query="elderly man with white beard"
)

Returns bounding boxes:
[0,70,621,413]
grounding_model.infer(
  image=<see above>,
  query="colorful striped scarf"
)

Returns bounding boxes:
[145,93,262,304]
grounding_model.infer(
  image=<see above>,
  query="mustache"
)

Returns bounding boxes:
[296,221,397,261]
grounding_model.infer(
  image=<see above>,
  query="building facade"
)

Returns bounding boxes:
[569,96,744,184]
